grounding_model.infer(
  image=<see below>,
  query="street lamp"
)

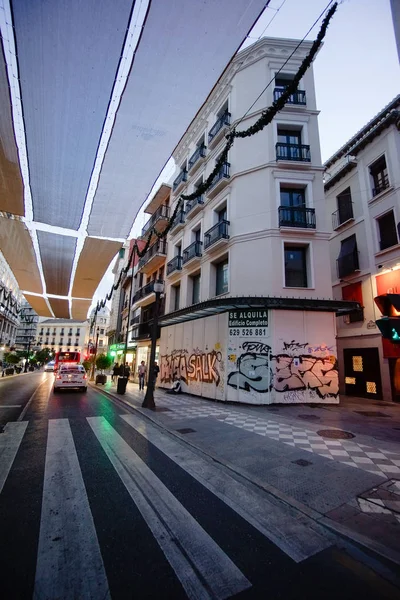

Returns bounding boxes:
[90,327,100,381]
[24,335,34,372]
[142,280,164,409]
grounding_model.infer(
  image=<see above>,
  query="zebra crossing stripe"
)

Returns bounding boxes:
[34,419,110,600]
[121,413,334,563]
[87,416,251,600]
[0,421,28,494]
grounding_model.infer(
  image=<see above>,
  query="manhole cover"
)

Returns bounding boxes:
[317,429,355,440]
[292,459,313,467]
[176,428,196,434]
[355,411,390,418]
[298,414,320,421]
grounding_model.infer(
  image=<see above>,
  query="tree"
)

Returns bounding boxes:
[95,354,112,374]
[35,347,53,364]
[4,353,21,365]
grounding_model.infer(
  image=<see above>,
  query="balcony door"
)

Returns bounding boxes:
[280,188,306,227]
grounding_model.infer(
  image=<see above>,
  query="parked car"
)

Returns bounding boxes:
[53,364,88,392]
[44,361,55,372]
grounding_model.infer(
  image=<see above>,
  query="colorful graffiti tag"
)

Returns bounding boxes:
[160,349,222,386]
[227,341,339,399]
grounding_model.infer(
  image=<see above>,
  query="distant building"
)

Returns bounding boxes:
[37,319,89,357]
[89,306,110,354]
[15,299,40,352]
[324,95,400,401]
[0,250,22,354]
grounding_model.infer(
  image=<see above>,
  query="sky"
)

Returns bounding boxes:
[91,0,400,311]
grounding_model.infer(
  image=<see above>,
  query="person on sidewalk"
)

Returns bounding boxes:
[123,362,131,379]
[153,361,160,387]
[167,380,181,395]
[138,360,147,391]
[112,363,120,383]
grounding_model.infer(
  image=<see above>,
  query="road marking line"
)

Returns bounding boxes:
[0,421,28,494]
[18,378,48,422]
[121,413,334,563]
[34,419,110,600]
[87,416,251,600]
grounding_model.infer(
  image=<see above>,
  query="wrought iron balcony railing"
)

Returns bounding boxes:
[276,143,311,162]
[138,239,167,269]
[172,169,188,191]
[209,162,230,191]
[188,144,206,170]
[170,207,185,230]
[185,195,204,216]
[332,202,354,230]
[204,220,230,250]
[273,88,306,105]
[208,111,231,144]
[133,279,164,304]
[278,206,316,229]
[183,240,202,264]
[167,255,183,276]
[141,204,170,237]
[372,174,390,197]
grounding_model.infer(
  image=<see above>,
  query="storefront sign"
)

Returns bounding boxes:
[109,343,126,352]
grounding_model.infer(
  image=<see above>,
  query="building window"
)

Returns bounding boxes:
[370,156,389,197]
[98,340,103,347]
[172,284,180,312]
[377,210,398,251]
[216,259,229,296]
[284,246,308,287]
[333,188,354,228]
[100,328,105,335]
[60,338,63,345]
[68,338,72,346]
[191,273,201,305]
[337,234,359,278]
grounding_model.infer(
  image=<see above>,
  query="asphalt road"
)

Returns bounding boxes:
[0,372,399,599]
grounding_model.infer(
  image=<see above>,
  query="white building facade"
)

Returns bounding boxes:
[324,95,400,402]
[158,37,356,405]
[0,250,22,354]
[38,319,90,357]
[89,306,110,354]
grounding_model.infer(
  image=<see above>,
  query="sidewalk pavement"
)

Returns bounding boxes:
[94,378,400,567]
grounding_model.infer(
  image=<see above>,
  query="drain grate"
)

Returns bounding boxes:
[355,411,390,418]
[176,428,196,434]
[317,429,355,440]
[298,414,320,421]
[292,459,313,467]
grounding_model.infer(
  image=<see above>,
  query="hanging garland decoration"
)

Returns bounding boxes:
[90,2,337,328]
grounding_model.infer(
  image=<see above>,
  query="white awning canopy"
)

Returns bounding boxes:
[0,0,267,317]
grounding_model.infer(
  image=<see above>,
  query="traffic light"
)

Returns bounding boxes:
[374,294,400,343]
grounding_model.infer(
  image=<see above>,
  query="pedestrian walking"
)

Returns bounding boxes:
[124,362,131,379]
[112,363,120,383]
[138,360,147,390]
[153,361,160,386]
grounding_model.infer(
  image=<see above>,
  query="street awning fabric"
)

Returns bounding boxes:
[71,299,92,321]
[87,0,267,238]
[48,298,70,320]
[0,217,43,293]
[0,44,24,216]
[71,237,121,298]
[23,294,52,318]
[11,0,134,229]
[37,231,77,297]
[1,0,267,317]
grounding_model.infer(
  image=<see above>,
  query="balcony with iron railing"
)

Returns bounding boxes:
[188,144,206,173]
[208,111,231,147]
[141,204,170,238]
[172,169,188,193]
[185,194,204,219]
[137,239,167,273]
[166,255,183,276]
[278,206,316,229]
[332,202,354,230]
[132,279,165,305]
[372,174,390,197]
[337,249,360,279]
[273,88,306,105]
[170,206,185,233]
[276,143,311,163]
[182,240,202,265]
[204,220,230,251]
[207,162,230,199]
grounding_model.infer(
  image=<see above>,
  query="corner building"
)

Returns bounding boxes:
[159,37,356,405]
